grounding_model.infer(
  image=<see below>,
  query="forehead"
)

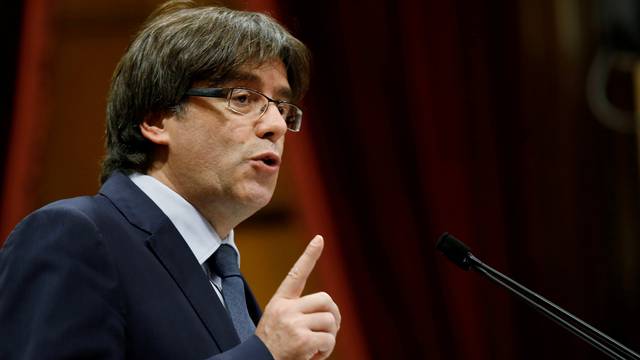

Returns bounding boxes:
[221,60,292,100]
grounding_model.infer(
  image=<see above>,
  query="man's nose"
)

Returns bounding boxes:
[255,103,288,142]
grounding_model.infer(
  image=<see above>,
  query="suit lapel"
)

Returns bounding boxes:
[100,173,241,351]
[146,222,241,350]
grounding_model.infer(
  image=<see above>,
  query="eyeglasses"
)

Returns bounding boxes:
[184,87,303,132]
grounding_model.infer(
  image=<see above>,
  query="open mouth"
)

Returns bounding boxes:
[252,152,281,167]
[261,157,277,166]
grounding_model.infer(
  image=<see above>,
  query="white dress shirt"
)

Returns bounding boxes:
[130,173,240,305]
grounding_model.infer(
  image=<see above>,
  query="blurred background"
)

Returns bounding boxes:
[1,0,640,359]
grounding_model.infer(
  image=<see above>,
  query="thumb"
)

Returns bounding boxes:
[275,235,324,299]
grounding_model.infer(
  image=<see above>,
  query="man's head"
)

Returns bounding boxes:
[101,0,310,183]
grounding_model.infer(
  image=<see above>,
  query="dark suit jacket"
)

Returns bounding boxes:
[0,172,273,359]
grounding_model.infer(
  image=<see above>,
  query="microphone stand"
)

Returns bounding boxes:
[436,233,640,360]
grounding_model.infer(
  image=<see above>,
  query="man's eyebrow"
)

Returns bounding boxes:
[222,71,293,101]
[223,71,260,84]
[275,87,293,101]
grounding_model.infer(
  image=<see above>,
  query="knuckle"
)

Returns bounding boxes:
[285,316,298,330]
[318,333,336,352]
[287,268,301,280]
[318,291,332,302]
[267,299,288,317]
[293,329,311,348]
[328,334,336,348]
[322,312,334,324]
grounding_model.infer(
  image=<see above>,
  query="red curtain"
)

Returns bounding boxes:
[0,2,24,201]
[277,0,640,358]
[3,0,640,359]
[0,0,52,241]
[241,1,371,358]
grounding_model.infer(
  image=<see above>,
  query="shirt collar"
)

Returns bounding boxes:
[129,173,240,267]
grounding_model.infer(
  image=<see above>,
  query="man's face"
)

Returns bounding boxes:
[156,59,291,227]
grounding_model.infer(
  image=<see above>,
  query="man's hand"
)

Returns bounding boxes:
[256,235,341,360]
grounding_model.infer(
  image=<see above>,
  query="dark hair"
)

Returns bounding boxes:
[100,0,310,183]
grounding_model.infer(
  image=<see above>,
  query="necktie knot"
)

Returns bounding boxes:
[210,244,240,278]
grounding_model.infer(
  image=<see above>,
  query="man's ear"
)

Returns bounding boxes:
[140,112,173,145]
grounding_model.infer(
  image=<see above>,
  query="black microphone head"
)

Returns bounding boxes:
[436,233,472,270]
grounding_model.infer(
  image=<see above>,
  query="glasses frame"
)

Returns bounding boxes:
[184,87,303,132]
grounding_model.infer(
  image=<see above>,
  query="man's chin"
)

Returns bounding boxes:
[238,186,276,210]
[248,193,275,210]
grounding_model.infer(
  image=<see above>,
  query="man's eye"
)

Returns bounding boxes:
[230,91,259,108]
[231,94,249,104]
[277,105,288,116]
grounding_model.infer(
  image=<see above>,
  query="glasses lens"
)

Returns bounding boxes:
[284,105,302,132]
[276,104,302,131]
[229,88,302,132]
[228,88,266,115]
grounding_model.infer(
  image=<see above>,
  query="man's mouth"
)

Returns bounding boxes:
[251,152,281,168]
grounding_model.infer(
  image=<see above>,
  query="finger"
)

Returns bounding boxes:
[275,235,324,298]
[310,350,332,360]
[310,353,327,360]
[300,312,339,334]
[310,331,336,355]
[296,292,341,328]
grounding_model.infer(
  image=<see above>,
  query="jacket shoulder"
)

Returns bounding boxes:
[0,196,126,358]
[2,194,114,256]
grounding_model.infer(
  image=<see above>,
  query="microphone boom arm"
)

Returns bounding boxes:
[437,233,640,360]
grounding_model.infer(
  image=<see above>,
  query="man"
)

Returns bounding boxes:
[0,1,340,359]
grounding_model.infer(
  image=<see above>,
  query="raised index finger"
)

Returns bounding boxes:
[275,235,324,299]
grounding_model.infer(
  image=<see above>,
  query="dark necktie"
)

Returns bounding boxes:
[208,244,256,341]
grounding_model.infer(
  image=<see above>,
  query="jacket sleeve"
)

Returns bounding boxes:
[205,335,274,360]
[0,205,126,359]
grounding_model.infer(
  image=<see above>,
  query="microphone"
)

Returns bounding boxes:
[436,232,640,360]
